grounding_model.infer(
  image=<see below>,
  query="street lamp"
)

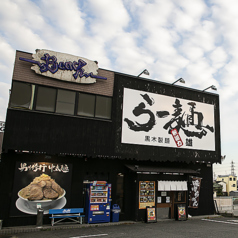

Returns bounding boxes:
[172,78,185,85]
[137,69,150,77]
[202,85,217,92]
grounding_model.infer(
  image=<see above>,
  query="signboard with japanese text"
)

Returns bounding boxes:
[10,162,72,216]
[146,207,157,223]
[122,88,215,151]
[0,121,5,132]
[139,181,155,209]
[177,204,186,220]
[166,197,170,203]
[189,177,201,208]
[19,49,107,84]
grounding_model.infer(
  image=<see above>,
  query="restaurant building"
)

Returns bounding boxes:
[0,50,221,226]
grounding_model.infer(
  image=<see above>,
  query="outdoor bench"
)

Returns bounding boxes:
[49,208,85,226]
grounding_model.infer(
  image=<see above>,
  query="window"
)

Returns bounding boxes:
[230,178,232,181]
[12,84,112,120]
[95,96,112,119]
[174,191,186,203]
[233,184,236,187]
[56,89,75,115]
[233,178,236,181]
[36,86,57,112]
[77,93,112,119]
[77,93,95,117]
[9,81,34,109]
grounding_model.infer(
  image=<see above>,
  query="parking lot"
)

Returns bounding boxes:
[2,216,238,238]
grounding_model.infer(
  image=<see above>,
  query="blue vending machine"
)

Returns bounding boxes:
[85,181,111,224]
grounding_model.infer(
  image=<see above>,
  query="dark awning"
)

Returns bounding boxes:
[126,164,198,174]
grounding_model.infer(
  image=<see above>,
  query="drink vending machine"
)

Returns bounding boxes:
[85,181,112,224]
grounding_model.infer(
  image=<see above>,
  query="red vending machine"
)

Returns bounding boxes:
[85,181,111,224]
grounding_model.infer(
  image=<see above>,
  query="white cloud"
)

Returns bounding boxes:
[209,47,228,69]
[174,0,207,19]
[40,0,85,39]
[171,0,208,32]
[85,0,130,40]
[0,38,15,113]
[0,82,10,121]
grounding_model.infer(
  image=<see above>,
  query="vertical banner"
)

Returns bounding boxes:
[10,162,72,216]
[139,181,155,209]
[189,177,202,208]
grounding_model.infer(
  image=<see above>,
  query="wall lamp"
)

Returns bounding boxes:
[221,155,226,161]
[172,78,185,85]
[202,85,217,92]
[137,69,150,77]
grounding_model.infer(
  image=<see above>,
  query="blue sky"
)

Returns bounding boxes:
[0,0,237,176]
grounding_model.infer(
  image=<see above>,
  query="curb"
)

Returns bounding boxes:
[188,214,221,220]
[0,221,136,235]
[0,215,221,235]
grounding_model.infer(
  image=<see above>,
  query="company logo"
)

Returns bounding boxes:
[19,49,107,84]
[171,128,183,147]
[63,209,71,213]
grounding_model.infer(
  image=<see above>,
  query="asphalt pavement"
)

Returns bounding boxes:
[2,215,238,238]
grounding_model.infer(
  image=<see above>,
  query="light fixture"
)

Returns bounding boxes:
[221,155,226,161]
[137,69,149,77]
[172,78,185,85]
[203,85,217,92]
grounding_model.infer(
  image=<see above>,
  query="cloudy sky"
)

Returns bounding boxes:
[0,0,237,176]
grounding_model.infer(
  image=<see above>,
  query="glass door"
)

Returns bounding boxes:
[156,191,174,219]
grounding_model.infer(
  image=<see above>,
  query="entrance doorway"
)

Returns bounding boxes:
[156,191,187,219]
[156,180,188,219]
[157,191,174,219]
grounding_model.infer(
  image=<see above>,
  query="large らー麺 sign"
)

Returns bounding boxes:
[121,88,215,151]
[19,49,107,84]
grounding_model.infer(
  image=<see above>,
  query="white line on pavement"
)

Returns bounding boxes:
[227,220,238,223]
[202,219,238,225]
[70,234,108,238]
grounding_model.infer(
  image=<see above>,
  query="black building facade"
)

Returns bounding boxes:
[0,50,221,226]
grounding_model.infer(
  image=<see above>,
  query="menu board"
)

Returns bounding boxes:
[139,181,155,209]
[146,207,156,223]
[177,204,186,221]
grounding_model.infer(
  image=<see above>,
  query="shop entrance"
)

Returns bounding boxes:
[156,191,174,219]
[156,181,187,220]
[156,191,187,219]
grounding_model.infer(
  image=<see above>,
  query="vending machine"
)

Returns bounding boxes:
[85,181,112,224]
